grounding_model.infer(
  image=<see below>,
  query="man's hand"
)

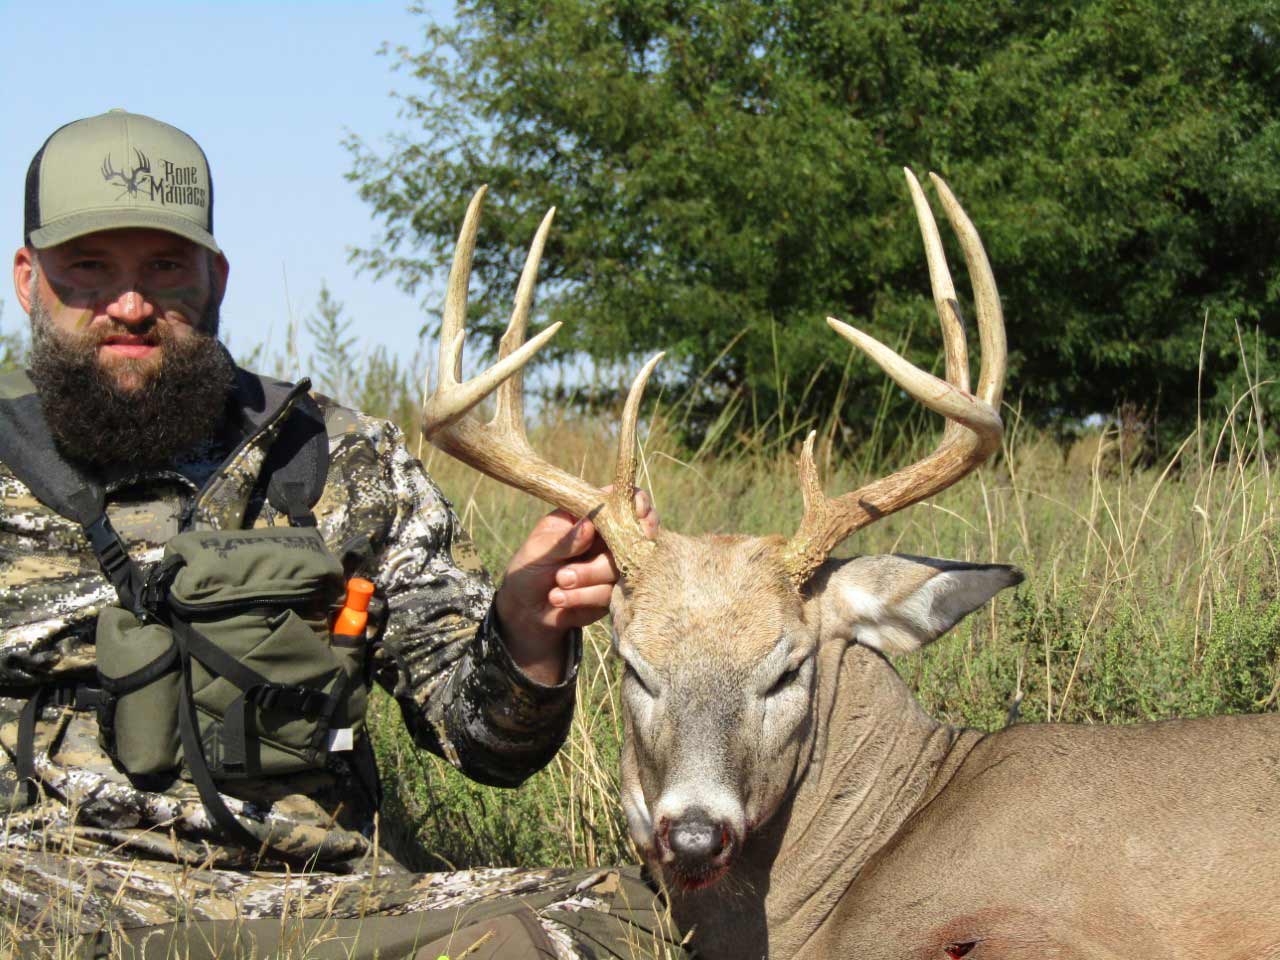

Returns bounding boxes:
[493,490,658,685]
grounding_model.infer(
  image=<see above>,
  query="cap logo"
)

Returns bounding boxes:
[99,149,208,209]
[101,148,154,198]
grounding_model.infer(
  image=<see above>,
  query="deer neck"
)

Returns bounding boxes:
[670,642,983,959]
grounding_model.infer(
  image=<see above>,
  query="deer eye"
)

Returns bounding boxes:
[623,662,656,699]
[766,664,803,697]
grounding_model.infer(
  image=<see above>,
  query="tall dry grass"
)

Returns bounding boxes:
[373,352,1278,871]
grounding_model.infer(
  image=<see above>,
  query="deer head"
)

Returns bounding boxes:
[423,171,1019,894]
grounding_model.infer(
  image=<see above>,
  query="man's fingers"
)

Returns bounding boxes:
[520,510,597,566]
[554,549,618,590]
[633,488,659,539]
[547,583,614,611]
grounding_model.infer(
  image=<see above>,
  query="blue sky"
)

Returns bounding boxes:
[1,0,453,378]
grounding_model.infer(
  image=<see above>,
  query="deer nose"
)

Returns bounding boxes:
[665,808,732,864]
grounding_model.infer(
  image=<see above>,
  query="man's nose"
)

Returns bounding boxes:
[103,287,155,325]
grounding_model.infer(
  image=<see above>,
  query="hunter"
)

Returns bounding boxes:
[1,110,682,959]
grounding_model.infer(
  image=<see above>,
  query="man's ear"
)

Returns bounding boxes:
[210,252,230,305]
[13,247,35,314]
[807,554,1023,655]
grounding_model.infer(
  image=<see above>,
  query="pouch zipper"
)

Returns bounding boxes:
[166,592,322,622]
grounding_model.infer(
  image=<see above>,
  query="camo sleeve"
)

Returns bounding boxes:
[358,419,579,788]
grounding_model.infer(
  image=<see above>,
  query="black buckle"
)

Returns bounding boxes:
[254,683,325,716]
[84,515,131,579]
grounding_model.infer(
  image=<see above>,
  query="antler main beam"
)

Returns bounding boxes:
[421,186,658,578]
[780,170,1007,584]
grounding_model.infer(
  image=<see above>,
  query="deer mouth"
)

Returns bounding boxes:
[654,814,739,891]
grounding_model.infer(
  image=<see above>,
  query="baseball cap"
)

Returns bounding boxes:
[23,109,219,254]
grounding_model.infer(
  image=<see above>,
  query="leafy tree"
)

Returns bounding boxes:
[347,0,1280,447]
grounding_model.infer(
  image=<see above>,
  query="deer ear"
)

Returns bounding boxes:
[609,583,633,653]
[809,554,1023,655]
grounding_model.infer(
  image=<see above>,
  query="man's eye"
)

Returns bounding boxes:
[69,259,106,271]
[152,259,185,272]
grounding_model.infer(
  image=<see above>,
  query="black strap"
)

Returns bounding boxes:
[97,642,180,697]
[261,390,328,526]
[83,514,146,613]
[16,683,106,803]
[0,392,104,526]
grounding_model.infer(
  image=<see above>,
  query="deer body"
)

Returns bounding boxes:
[661,628,1280,959]
[421,174,1278,960]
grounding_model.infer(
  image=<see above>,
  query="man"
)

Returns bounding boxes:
[1,110,681,958]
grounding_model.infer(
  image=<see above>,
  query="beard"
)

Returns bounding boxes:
[28,292,237,469]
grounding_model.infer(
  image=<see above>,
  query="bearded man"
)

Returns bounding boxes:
[1,110,682,959]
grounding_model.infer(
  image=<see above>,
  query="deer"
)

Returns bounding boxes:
[421,173,1280,960]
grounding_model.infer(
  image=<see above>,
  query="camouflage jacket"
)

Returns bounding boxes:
[0,366,578,869]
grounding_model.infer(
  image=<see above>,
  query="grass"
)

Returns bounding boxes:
[2,313,1275,955]
[372,360,1278,872]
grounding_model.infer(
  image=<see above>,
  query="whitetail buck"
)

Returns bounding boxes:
[423,174,1280,960]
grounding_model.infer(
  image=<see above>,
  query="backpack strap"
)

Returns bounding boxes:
[260,388,328,527]
[0,384,146,610]
[0,371,335,850]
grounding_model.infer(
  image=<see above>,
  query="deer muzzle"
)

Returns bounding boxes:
[656,806,741,890]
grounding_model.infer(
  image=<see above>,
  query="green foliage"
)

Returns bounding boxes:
[294,283,423,428]
[0,300,28,374]
[348,0,1280,445]
[305,283,360,401]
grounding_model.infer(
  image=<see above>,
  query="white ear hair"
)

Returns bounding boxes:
[819,554,1023,655]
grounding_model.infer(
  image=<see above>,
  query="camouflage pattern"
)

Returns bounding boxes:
[1,847,686,958]
[0,364,580,870]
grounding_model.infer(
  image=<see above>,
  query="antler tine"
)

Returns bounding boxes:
[930,173,1007,409]
[422,188,657,578]
[492,206,556,439]
[438,187,485,391]
[904,168,969,445]
[603,353,665,577]
[424,187,563,436]
[781,170,1006,585]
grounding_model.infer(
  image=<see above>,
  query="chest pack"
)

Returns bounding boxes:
[0,374,377,866]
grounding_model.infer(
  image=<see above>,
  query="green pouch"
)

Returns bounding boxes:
[163,525,363,779]
[94,606,182,775]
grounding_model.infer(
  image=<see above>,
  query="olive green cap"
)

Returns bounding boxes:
[24,109,219,254]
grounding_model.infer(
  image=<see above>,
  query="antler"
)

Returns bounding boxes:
[421,186,660,578]
[780,169,1008,584]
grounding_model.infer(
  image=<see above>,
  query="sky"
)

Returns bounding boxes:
[1,0,454,379]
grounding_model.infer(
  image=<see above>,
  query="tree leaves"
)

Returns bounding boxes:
[348,0,1280,447]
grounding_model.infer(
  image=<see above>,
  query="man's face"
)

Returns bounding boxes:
[13,228,228,394]
[11,228,236,467]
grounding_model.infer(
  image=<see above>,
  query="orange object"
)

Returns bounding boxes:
[334,578,375,638]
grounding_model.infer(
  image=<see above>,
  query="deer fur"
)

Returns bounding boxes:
[612,536,1280,959]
